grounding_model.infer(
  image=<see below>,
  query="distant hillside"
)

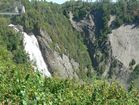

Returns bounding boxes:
[0,0,139,104]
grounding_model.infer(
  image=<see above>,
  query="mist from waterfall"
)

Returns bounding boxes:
[9,24,51,77]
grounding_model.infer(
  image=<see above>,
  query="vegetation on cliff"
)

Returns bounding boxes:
[12,0,93,78]
[0,35,138,104]
[0,0,139,104]
[0,22,138,104]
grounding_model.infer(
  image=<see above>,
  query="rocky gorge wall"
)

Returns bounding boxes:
[108,24,139,88]
[10,24,81,80]
[69,11,139,88]
[9,24,51,77]
[10,11,139,88]
[36,29,80,80]
[109,24,139,68]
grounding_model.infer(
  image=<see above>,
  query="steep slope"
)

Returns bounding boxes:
[108,24,139,88]
[12,1,93,80]
[1,23,139,104]
[36,29,80,79]
[9,24,51,77]
[109,24,139,67]
[1,0,139,104]
[2,0,138,87]
[68,11,110,77]
[65,1,139,88]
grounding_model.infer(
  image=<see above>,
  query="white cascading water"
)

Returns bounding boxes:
[9,24,51,77]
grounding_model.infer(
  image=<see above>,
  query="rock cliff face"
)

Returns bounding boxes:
[10,24,80,79]
[36,29,80,79]
[109,24,139,68]
[69,11,139,87]
[108,24,139,87]
[12,10,139,87]
[9,24,51,77]
[69,11,96,61]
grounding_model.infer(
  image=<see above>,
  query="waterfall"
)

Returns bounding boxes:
[9,24,51,77]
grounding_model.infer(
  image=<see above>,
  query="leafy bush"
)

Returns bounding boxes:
[0,18,28,64]
[129,64,139,89]
[1,67,139,105]
[92,81,139,105]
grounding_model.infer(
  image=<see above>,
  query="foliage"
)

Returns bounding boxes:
[12,0,93,79]
[0,1,139,104]
[0,64,139,105]
[63,0,139,35]
[0,17,28,64]
[62,1,92,21]
[92,81,139,105]
[111,0,139,27]
[129,64,139,90]
[62,0,139,79]
[130,64,139,81]
[0,16,138,105]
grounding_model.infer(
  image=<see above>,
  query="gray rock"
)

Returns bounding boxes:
[68,11,139,88]
[36,30,80,80]
[109,24,139,68]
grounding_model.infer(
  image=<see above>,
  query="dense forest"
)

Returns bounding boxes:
[63,0,139,36]
[0,0,139,104]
